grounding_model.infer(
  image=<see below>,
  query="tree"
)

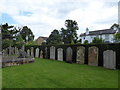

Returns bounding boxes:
[46,29,62,45]
[113,33,120,43]
[84,40,89,44]
[60,19,79,44]
[20,26,34,43]
[92,37,105,44]
[1,23,14,49]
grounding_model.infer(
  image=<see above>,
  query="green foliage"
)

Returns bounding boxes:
[113,33,120,43]
[60,19,79,44]
[46,29,62,45]
[20,26,34,43]
[84,40,89,44]
[2,23,35,49]
[14,35,23,48]
[2,39,13,49]
[26,40,38,45]
[92,37,105,44]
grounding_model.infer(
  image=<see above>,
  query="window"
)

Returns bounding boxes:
[105,34,109,41]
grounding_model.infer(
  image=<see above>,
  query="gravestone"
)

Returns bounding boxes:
[27,49,30,57]
[31,47,34,57]
[77,46,85,64]
[50,46,55,60]
[88,46,98,66]
[40,50,43,58]
[66,47,73,62]
[57,48,63,61]
[35,48,39,57]
[8,46,12,55]
[15,47,17,55]
[103,50,116,69]
[45,47,48,59]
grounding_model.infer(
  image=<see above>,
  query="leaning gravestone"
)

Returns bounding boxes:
[50,46,55,60]
[57,48,63,61]
[27,49,30,57]
[45,47,48,59]
[40,50,43,58]
[103,50,116,69]
[35,48,39,58]
[88,46,98,66]
[66,47,73,62]
[77,46,85,64]
[31,47,34,57]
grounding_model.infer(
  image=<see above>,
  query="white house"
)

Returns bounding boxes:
[80,27,118,44]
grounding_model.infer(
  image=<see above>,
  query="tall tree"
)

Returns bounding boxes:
[60,19,79,44]
[46,29,62,45]
[1,23,14,49]
[20,26,34,43]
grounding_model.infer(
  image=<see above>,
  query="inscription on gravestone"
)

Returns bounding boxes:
[88,46,98,66]
[57,48,63,61]
[103,50,116,69]
[77,46,85,64]
[50,46,55,60]
[66,47,73,62]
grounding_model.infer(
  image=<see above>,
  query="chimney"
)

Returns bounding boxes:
[86,28,89,35]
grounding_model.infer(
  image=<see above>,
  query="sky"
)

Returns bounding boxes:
[0,0,119,39]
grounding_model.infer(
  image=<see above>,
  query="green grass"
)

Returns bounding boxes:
[2,58,118,88]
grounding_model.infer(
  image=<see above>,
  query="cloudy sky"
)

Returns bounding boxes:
[0,0,119,39]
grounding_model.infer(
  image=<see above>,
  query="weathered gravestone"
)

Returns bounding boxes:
[45,47,48,59]
[57,48,63,61]
[31,47,34,57]
[66,47,73,63]
[50,46,55,60]
[11,47,14,55]
[27,49,30,57]
[88,46,98,66]
[8,46,12,55]
[35,48,39,57]
[77,46,85,64]
[40,50,43,58]
[103,50,116,69]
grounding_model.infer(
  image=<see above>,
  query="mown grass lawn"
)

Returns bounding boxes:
[2,58,118,88]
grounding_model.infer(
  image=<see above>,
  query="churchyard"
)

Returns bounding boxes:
[1,43,119,88]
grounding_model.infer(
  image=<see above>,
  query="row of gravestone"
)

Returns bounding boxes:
[26,48,43,58]
[3,46,19,56]
[29,46,116,69]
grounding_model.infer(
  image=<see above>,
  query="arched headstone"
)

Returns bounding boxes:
[103,50,116,69]
[35,48,39,57]
[88,46,98,66]
[40,50,43,58]
[77,46,85,64]
[50,46,55,60]
[27,49,30,57]
[66,47,73,62]
[57,48,63,61]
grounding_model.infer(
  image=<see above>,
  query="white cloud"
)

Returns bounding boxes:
[0,0,119,39]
